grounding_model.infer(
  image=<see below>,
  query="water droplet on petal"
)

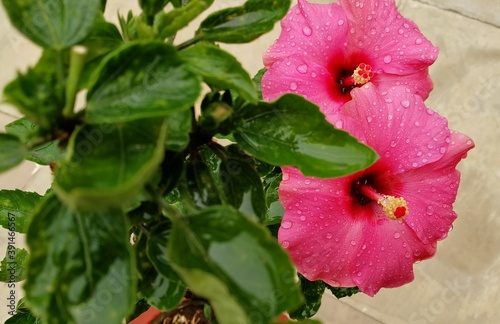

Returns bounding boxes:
[394,232,401,239]
[415,38,423,45]
[302,26,312,36]
[338,19,344,25]
[282,240,290,248]
[366,116,373,123]
[297,64,308,74]
[326,232,333,239]
[426,205,434,215]
[282,173,290,181]
[290,82,298,90]
[299,215,306,221]
[282,220,293,229]
[350,240,357,246]
[330,280,341,287]
[401,100,410,108]
[383,55,392,63]
[304,179,311,185]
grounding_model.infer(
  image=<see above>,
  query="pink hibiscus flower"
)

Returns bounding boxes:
[262,0,438,114]
[277,84,474,296]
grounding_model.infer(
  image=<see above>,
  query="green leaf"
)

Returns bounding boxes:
[233,94,378,178]
[196,0,291,43]
[78,16,124,88]
[126,298,150,323]
[5,298,43,324]
[5,118,64,165]
[168,206,303,324]
[165,109,192,152]
[86,42,201,123]
[264,173,284,226]
[154,0,214,39]
[252,67,267,101]
[139,0,170,16]
[5,312,42,324]
[326,285,360,299]
[184,156,222,208]
[0,190,43,233]
[1,0,101,50]
[0,134,27,173]
[181,43,258,103]
[53,118,168,210]
[289,275,326,320]
[3,50,64,129]
[24,193,135,324]
[80,16,123,61]
[219,146,266,221]
[140,224,186,310]
[0,247,29,282]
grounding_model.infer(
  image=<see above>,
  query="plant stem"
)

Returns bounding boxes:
[63,46,88,118]
[176,35,203,51]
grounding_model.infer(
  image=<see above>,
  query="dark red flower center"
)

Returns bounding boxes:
[337,63,374,95]
[350,173,408,220]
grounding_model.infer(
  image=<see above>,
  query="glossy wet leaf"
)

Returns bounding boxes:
[0,134,27,173]
[141,225,186,310]
[289,275,325,320]
[24,193,135,324]
[233,94,378,178]
[53,118,167,210]
[3,50,64,129]
[0,247,29,283]
[218,146,266,221]
[86,42,201,123]
[154,0,214,39]
[5,118,64,165]
[184,157,222,208]
[181,43,258,103]
[264,174,284,225]
[168,206,303,324]
[1,0,101,50]
[197,0,291,43]
[0,190,42,233]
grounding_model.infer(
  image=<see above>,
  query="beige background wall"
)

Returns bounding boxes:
[1,0,499,323]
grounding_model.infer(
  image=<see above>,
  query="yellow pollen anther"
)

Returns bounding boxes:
[377,195,409,220]
[352,63,374,85]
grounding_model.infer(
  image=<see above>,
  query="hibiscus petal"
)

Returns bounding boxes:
[397,131,475,244]
[340,0,439,83]
[262,55,343,114]
[278,167,362,287]
[373,69,434,100]
[263,0,347,68]
[352,213,436,296]
[342,84,449,173]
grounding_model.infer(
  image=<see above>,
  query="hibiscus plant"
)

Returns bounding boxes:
[0,0,473,324]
